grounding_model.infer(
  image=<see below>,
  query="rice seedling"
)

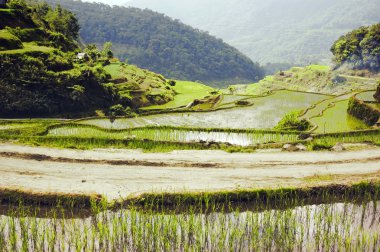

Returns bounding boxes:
[310,130,380,149]
[0,183,379,251]
[47,124,300,147]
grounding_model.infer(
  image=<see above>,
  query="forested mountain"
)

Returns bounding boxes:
[331,23,380,72]
[126,0,380,66]
[45,0,264,86]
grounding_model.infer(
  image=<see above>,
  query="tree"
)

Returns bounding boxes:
[42,4,80,39]
[102,42,113,59]
[84,44,101,62]
[331,23,380,71]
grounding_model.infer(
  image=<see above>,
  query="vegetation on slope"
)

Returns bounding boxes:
[103,62,175,109]
[44,0,264,86]
[0,0,176,117]
[331,23,380,72]
[274,111,311,131]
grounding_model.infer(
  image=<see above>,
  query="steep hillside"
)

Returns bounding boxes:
[0,1,175,117]
[126,0,380,66]
[45,0,264,86]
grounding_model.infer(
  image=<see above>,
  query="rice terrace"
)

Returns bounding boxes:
[1,0,380,251]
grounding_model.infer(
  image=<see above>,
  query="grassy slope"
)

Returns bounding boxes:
[0,42,54,54]
[104,62,176,108]
[143,81,215,110]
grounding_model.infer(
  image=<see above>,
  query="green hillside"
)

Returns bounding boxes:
[44,0,264,87]
[0,0,176,117]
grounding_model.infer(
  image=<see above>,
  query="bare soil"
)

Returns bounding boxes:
[0,143,379,200]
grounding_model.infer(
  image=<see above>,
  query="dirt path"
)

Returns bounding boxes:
[0,143,379,200]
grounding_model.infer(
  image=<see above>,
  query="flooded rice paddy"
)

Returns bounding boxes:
[0,200,379,251]
[48,126,299,146]
[79,90,329,130]
[310,100,369,133]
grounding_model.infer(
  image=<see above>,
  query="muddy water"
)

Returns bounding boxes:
[0,201,379,251]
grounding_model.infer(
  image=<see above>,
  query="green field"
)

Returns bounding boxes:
[0,42,54,54]
[144,80,215,110]
[103,62,125,79]
[310,100,369,133]
[356,90,377,102]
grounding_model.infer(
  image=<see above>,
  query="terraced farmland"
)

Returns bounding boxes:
[80,90,329,129]
[310,100,369,133]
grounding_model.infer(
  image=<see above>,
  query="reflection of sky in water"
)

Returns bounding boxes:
[81,90,328,129]
[1,201,379,250]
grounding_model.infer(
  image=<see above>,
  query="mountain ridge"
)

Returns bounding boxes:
[126,0,380,65]
[46,0,264,86]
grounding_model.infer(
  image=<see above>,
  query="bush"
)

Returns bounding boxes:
[347,97,380,125]
[374,83,380,102]
[168,80,176,86]
[0,29,23,50]
[275,111,311,131]
[6,27,46,42]
[108,104,133,116]
[46,52,73,71]
[309,142,333,151]
[331,74,347,84]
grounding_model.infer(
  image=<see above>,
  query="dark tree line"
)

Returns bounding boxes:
[45,0,264,86]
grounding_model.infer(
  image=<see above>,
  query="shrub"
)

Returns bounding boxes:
[108,104,133,116]
[0,29,23,50]
[235,100,250,106]
[168,80,176,86]
[275,111,311,131]
[347,97,380,125]
[331,74,347,84]
[309,142,333,151]
[46,52,73,71]
[6,27,46,42]
[374,82,380,102]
